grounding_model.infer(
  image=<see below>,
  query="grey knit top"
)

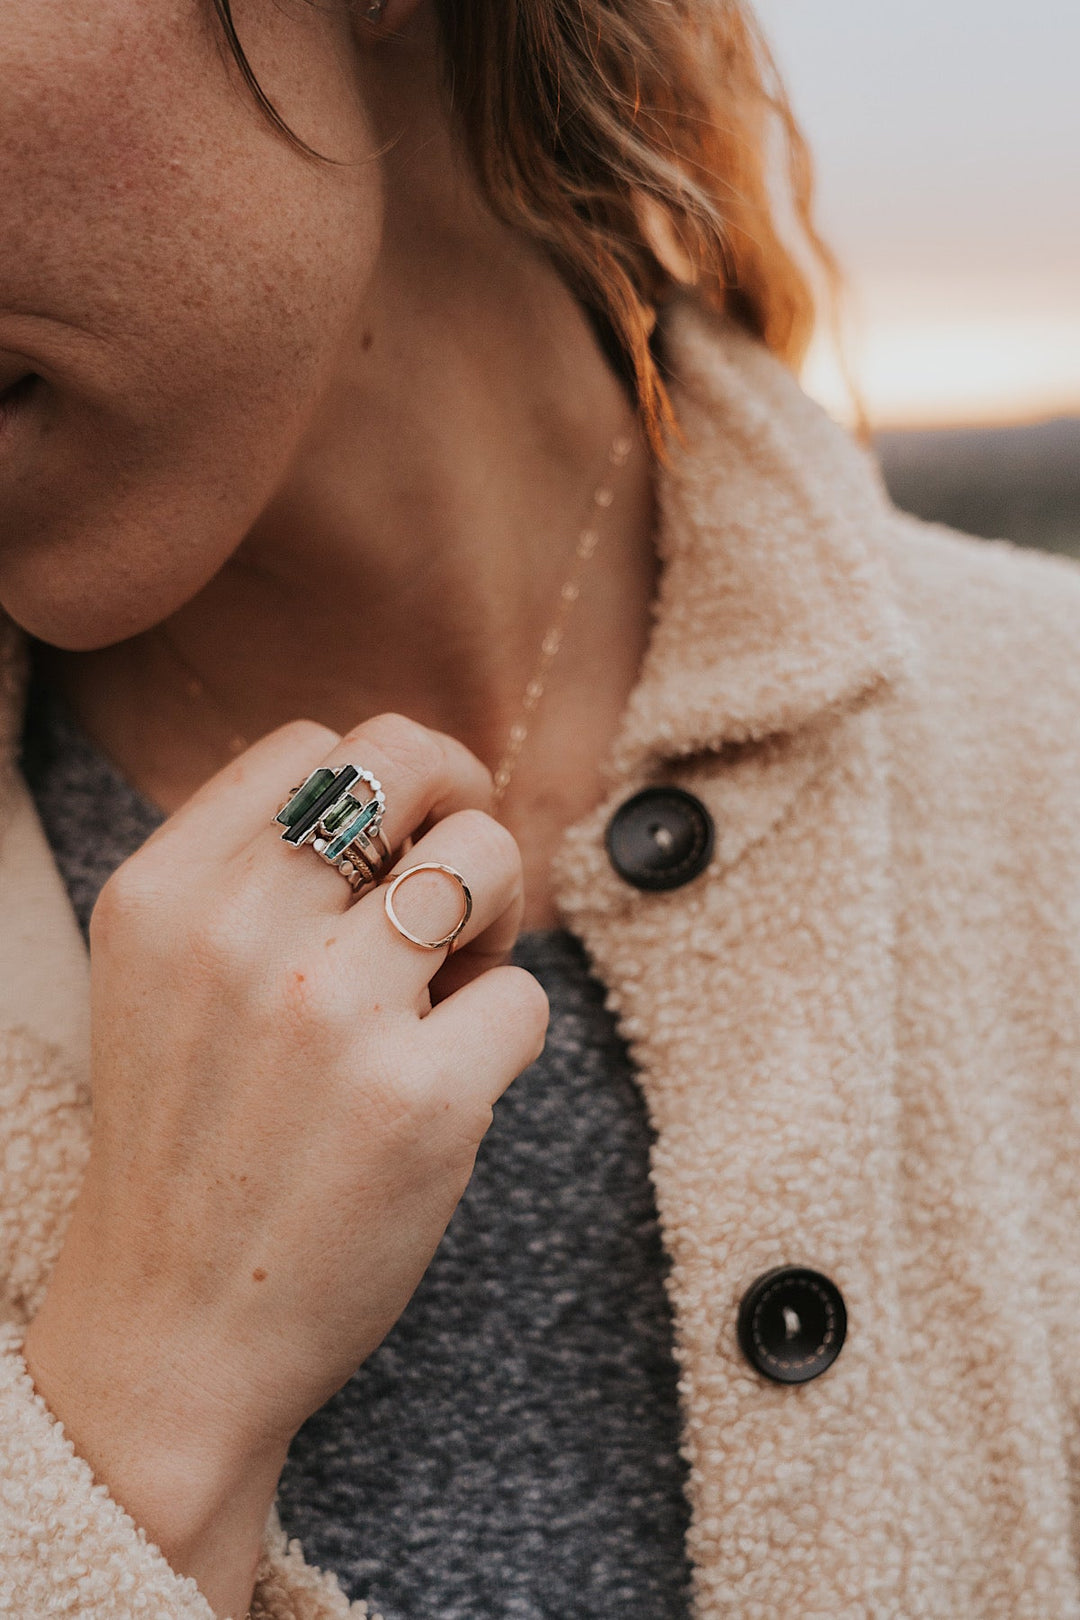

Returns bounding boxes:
[18,644,693,1620]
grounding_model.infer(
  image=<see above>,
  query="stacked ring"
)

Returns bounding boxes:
[274,763,394,894]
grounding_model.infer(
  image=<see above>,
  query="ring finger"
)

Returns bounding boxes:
[348,806,525,1012]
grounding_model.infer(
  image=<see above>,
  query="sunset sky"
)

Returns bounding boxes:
[754,0,1080,427]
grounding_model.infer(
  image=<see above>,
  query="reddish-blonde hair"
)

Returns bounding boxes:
[210,0,833,456]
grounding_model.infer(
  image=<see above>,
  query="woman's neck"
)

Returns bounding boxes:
[32,13,664,927]
[34,240,661,926]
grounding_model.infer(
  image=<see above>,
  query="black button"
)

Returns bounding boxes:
[605,786,715,891]
[737,1266,847,1385]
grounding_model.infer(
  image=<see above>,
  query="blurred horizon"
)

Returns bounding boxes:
[875,416,1080,557]
[754,0,1080,431]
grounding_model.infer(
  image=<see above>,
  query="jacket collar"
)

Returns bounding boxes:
[604,291,912,779]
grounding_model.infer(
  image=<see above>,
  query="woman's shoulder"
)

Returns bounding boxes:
[886,502,1080,614]
[883,507,1080,681]
[877,508,1080,798]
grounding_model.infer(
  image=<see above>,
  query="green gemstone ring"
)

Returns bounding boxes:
[274,763,393,895]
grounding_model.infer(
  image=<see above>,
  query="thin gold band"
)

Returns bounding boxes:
[382,862,473,951]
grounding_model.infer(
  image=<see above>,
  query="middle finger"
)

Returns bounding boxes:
[144,710,495,906]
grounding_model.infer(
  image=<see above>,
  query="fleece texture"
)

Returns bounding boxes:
[19,668,696,1618]
[2,290,1080,1618]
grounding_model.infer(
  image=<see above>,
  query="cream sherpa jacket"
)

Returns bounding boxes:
[2,292,1080,1619]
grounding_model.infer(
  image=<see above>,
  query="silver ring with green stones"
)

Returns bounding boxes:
[273,763,394,895]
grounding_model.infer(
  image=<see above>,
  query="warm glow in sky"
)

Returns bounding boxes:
[754,0,1080,428]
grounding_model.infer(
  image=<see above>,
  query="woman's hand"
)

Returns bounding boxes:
[22,712,549,1617]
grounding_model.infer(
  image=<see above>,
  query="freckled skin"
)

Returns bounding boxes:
[0,0,658,932]
[0,0,384,644]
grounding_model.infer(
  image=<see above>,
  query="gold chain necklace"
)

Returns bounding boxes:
[155,424,636,814]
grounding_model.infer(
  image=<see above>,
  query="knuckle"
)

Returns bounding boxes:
[345,1032,496,1171]
[504,966,551,1053]
[430,732,495,800]
[276,717,342,754]
[394,1050,492,1140]
[345,1037,435,1140]
[367,1023,445,1104]
[185,896,265,979]
[92,854,164,933]
[362,712,443,778]
[452,808,522,872]
[487,814,524,872]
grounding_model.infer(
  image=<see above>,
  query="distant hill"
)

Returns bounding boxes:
[874,417,1080,558]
